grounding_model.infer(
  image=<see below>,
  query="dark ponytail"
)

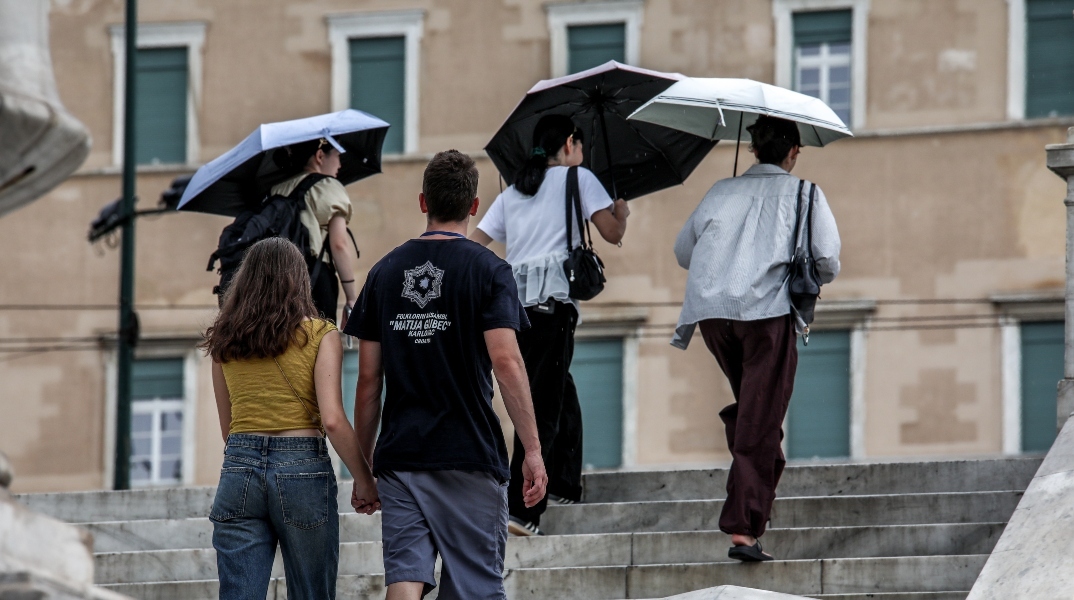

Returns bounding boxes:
[514,114,579,196]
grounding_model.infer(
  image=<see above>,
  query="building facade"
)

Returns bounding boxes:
[2,0,1073,492]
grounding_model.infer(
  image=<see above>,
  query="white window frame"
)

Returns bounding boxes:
[773,0,869,131]
[995,292,1065,454]
[131,397,186,487]
[1007,0,1027,120]
[109,21,206,167]
[795,43,852,123]
[576,312,643,469]
[545,0,645,79]
[103,347,199,489]
[327,10,425,155]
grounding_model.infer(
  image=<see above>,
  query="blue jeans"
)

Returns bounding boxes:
[210,434,339,600]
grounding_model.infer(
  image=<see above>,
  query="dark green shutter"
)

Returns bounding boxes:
[134,47,188,165]
[132,358,184,400]
[787,330,851,459]
[1026,0,1074,118]
[571,338,624,468]
[350,37,406,154]
[793,10,852,47]
[567,24,626,74]
[1020,321,1063,452]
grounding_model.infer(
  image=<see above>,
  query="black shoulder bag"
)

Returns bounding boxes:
[789,180,821,341]
[562,166,606,301]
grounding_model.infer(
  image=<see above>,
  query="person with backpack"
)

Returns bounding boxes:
[469,114,629,536]
[270,138,359,327]
[208,138,359,328]
[201,237,378,600]
[671,115,841,562]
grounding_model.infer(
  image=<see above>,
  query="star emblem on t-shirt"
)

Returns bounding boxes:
[401,261,445,308]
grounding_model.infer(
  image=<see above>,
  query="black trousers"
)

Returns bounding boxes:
[310,259,338,324]
[508,302,583,525]
[698,315,798,538]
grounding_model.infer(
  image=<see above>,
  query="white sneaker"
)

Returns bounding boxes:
[508,516,543,536]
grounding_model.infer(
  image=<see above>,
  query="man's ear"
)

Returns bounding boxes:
[469,197,480,216]
[418,192,429,214]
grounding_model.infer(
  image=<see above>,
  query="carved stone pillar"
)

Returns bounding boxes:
[1046,127,1074,431]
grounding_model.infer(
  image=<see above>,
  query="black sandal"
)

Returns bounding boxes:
[728,541,773,562]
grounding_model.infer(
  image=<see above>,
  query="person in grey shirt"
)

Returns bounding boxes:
[672,116,840,562]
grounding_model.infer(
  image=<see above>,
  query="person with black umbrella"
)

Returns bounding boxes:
[470,114,629,536]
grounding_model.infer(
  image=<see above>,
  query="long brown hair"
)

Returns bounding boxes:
[201,237,319,362]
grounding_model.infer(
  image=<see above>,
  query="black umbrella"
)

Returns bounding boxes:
[485,61,718,201]
[177,110,390,216]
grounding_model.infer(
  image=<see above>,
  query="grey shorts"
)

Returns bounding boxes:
[378,469,508,600]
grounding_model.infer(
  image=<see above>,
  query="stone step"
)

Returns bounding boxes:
[542,491,1022,534]
[83,506,1005,562]
[17,458,1039,524]
[582,458,1040,503]
[808,594,968,600]
[93,523,1000,585]
[77,488,1020,553]
[85,513,382,553]
[101,556,985,599]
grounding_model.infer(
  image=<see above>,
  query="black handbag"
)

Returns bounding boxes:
[789,180,821,337]
[562,166,606,301]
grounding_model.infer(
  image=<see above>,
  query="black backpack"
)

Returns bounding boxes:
[206,173,329,300]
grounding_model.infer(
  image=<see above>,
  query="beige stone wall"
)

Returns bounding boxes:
[0,0,1069,492]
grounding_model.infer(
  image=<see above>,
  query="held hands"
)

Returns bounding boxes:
[521,449,548,508]
[351,476,380,515]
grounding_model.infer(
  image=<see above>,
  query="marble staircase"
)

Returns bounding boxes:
[15,457,1040,599]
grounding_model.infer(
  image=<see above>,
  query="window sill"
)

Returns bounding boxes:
[851,117,1074,141]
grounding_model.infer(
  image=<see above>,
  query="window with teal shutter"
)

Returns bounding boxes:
[570,338,624,469]
[793,10,852,126]
[1020,321,1063,452]
[134,47,188,165]
[350,37,406,154]
[786,330,851,459]
[1026,0,1074,118]
[567,24,626,74]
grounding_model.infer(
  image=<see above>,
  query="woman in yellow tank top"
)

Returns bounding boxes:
[200,237,378,600]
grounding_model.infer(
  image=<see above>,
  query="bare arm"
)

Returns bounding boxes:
[484,328,546,507]
[211,361,231,443]
[469,228,494,247]
[590,199,630,245]
[354,339,384,466]
[327,216,358,326]
[314,330,378,513]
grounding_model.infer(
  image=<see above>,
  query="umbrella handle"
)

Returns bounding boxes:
[597,107,619,199]
[733,116,743,177]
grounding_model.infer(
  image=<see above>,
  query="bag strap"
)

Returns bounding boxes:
[272,356,326,437]
[806,183,817,261]
[289,172,329,202]
[791,179,806,260]
[565,166,594,251]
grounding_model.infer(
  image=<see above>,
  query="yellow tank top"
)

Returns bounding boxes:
[222,319,337,435]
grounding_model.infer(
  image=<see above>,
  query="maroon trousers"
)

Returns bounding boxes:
[698,315,798,538]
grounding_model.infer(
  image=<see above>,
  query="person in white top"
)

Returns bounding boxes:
[471,114,629,535]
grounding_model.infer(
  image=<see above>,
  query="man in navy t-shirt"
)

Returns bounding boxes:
[345,150,546,600]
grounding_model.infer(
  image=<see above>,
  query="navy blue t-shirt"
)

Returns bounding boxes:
[343,238,529,481]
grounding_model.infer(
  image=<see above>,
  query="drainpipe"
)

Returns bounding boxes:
[1046,127,1074,432]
